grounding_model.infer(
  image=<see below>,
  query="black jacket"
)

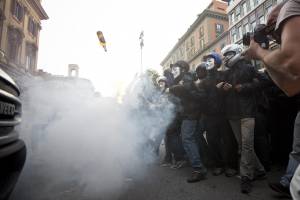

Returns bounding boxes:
[223,60,262,119]
[198,69,225,116]
[169,72,206,120]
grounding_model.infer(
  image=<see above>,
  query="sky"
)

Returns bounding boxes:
[37,0,211,96]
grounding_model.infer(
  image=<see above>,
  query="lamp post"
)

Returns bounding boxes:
[139,31,144,74]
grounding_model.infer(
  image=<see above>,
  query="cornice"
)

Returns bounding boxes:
[26,0,49,20]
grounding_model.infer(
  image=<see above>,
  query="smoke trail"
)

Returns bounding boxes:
[12,74,175,200]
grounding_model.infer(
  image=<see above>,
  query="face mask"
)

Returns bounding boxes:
[206,57,215,70]
[171,66,181,79]
[159,81,166,92]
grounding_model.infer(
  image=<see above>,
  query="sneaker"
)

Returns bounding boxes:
[170,163,178,169]
[225,168,238,177]
[241,176,252,194]
[186,171,207,183]
[212,167,224,176]
[160,161,172,167]
[269,182,292,198]
[170,160,188,169]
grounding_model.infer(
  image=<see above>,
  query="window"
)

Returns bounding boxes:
[199,26,204,37]
[242,2,247,16]
[265,0,272,8]
[185,41,189,51]
[237,26,243,39]
[28,17,37,36]
[200,38,204,49]
[190,36,195,54]
[230,12,235,25]
[235,6,241,21]
[7,28,22,63]
[243,23,250,33]
[250,21,256,32]
[231,28,237,42]
[253,0,258,6]
[11,0,24,22]
[250,0,255,9]
[199,26,205,50]
[179,46,184,57]
[26,54,35,71]
[259,15,265,24]
[215,23,224,37]
[190,36,195,47]
[233,33,237,42]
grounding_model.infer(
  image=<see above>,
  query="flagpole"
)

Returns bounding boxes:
[140,45,143,74]
[139,31,144,75]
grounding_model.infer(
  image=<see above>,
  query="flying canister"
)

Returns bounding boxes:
[97,31,107,52]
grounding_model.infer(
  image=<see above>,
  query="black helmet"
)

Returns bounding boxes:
[195,62,208,79]
[170,60,190,72]
[196,62,208,73]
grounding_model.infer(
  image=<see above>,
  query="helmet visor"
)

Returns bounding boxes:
[223,51,236,65]
[171,66,181,79]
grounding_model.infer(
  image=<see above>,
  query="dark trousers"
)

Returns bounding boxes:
[254,111,271,171]
[0,145,26,200]
[164,121,185,162]
[204,115,238,169]
[164,133,185,162]
[196,117,213,168]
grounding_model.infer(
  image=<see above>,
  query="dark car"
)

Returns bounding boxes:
[0,68,26,200]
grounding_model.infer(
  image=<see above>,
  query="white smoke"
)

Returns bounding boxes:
[12,74,175,200]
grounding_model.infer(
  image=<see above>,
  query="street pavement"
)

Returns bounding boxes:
[118,164,289,200]
[11,161,291,200]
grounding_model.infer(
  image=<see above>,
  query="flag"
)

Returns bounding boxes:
[97,31,107,52]
[139,31,144,48]
[139,31,144,40]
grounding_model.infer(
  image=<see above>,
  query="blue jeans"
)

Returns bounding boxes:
[181,119,206,172]
[280,111,300,187]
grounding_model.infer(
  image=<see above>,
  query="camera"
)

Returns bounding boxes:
[242,23,276,49]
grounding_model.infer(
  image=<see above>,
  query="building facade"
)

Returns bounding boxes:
[227,0,285,44]
[161,0,229,71]
[0,0,48,74]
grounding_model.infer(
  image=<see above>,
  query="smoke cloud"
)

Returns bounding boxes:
[12,74,175,200]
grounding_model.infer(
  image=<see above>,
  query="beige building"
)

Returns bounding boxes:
[161,0,229,71]
[0,0,48,74]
